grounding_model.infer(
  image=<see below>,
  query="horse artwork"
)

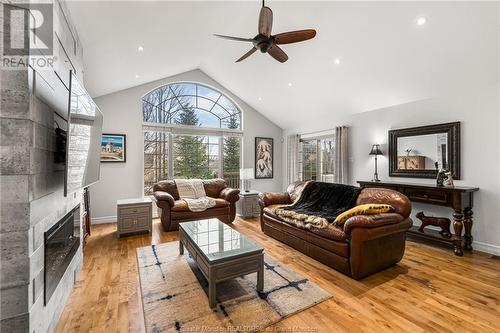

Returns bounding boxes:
[255,137,273,179]
[416,211,452,238]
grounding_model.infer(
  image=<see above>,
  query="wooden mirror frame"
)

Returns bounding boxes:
[388,122,461,179]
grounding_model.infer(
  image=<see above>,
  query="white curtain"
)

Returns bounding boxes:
[333,126,349,184]
[286,134,300,184]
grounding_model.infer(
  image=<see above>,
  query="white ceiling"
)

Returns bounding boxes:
[67,1,499,130]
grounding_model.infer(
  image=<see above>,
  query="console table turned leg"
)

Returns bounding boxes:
[463,208,473,251]
[452,210,464,256]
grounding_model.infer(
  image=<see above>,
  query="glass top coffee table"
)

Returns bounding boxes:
[179,219,264,308]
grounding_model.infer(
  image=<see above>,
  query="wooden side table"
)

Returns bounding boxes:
[117,197,152,237]
[236,190,261,218]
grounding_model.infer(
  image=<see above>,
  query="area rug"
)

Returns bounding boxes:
[137,242,331,333]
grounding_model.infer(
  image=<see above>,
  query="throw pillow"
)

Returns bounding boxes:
[333,204,394,226]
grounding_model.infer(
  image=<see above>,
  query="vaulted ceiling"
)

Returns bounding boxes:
[67,1,499,130]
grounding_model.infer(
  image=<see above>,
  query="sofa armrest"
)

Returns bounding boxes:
[259,192,292,208]
[219,188,240,203]
[343,213,407,234]
[153,191,175,208]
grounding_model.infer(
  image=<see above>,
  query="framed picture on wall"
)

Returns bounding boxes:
[100,133,126,162]
[255,137,273,179]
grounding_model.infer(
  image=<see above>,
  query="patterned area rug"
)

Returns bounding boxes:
[137,242,331,333]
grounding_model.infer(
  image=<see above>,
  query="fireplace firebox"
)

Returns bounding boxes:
[44,205,80,304]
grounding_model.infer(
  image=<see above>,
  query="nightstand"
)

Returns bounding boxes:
[117,197,152,237]
[236,190,261,219]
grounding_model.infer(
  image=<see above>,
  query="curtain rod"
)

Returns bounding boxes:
[297,125,348,137]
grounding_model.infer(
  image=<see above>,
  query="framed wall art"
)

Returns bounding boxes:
[255,137,273,179]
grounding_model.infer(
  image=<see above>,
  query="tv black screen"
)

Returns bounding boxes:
[66,71,103,194]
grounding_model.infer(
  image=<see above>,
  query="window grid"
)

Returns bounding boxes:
[142,83,242,195]
[299,137,336,182]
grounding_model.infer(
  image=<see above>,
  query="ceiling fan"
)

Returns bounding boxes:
[214,0,316,63]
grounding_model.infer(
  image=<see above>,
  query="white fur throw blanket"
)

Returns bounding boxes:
[174,179,215,212]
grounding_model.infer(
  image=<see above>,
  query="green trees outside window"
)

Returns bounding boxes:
[142,83,242,194]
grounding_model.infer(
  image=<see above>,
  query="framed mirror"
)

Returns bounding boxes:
[388,122,460,179]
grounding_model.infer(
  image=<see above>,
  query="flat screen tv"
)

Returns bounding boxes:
[66,71,103,195]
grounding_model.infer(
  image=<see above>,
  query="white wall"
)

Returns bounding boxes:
[284,83,500,255]
[90,69,283,220]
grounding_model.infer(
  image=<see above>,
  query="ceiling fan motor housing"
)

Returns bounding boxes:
[253,34,272,53]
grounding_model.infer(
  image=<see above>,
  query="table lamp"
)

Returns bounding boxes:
[239,168,254,192]
[369,144,383,182]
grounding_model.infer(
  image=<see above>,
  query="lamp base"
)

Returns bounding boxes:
[372,173,381,182]
[241,179,251,192]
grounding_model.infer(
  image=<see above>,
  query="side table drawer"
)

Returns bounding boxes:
[120,206,150,216]
[404,188,449,204]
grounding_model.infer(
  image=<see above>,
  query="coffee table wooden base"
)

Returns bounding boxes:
[179,230,264,308]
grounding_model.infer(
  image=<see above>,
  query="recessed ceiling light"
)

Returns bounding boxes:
[138,45,144,52]
[288,82,293,87]
[135,74,140,78]
[258,97,262,101]
[334,58,341,65]
[416,17,427,26]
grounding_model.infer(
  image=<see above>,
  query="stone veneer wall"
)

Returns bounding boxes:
[1,59,85,333]
[1,1,85,332]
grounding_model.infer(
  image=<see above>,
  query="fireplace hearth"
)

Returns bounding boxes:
[44,205,81,304]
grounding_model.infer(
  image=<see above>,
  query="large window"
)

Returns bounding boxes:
[299,137,336,182]
[142,83,242,195]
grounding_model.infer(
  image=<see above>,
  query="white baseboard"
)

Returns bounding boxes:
[473,241,500,256]
[91,216,116,224]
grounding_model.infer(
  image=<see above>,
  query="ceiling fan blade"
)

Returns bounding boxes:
[274,29,317,45]
[236,47,257,62]
[258,6,273,37]
[267,44,288,63]
[213,34,253,42]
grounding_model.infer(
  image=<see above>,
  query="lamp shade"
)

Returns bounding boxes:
[239,168,254,180]
[369,144,383,156]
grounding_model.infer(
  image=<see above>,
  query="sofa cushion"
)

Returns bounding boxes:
[263,203,287,216]
[171,198,229,212]
[309,224,347,242]
[263,210,347,242]
[262,213,349,257]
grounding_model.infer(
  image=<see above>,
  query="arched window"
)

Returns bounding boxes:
[143,83,241,129]
[142,83,242,194]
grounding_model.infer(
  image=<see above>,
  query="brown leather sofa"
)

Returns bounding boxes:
[153,179,240,231]
[259,181,413,279]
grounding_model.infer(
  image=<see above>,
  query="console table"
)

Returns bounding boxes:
[358,181,479,256]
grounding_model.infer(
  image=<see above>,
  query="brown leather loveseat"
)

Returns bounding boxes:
[153,179,240,231]
[259,181,413,279]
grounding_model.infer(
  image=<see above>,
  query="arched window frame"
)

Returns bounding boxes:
[142,82,243,195]
[142,82,243,135]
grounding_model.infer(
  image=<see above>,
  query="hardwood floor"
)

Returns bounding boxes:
[55,217,500,333]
